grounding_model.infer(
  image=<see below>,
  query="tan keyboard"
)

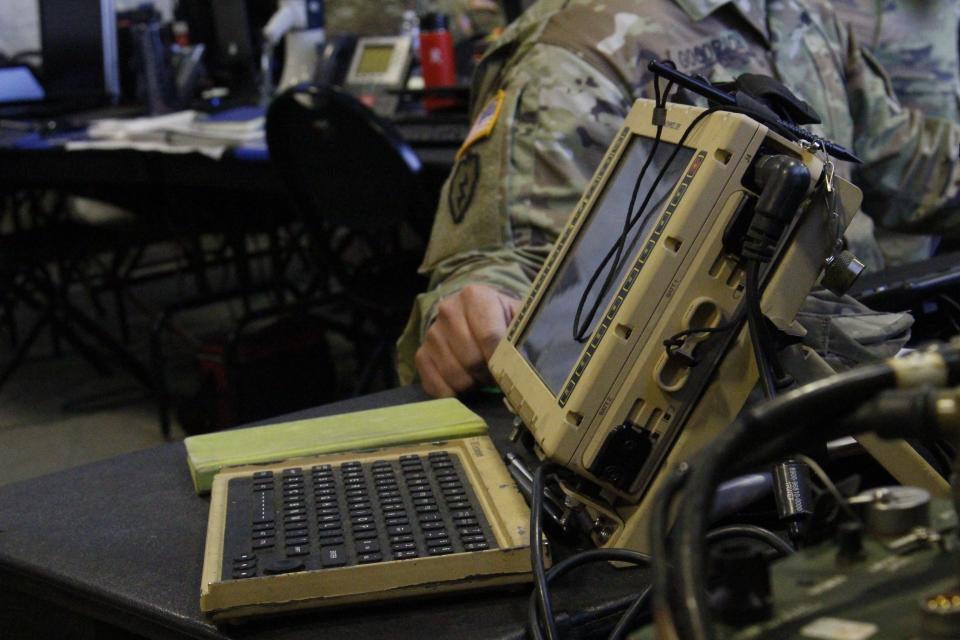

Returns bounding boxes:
[200,436,534,620]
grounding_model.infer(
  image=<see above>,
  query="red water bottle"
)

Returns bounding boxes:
[419,13,457,111]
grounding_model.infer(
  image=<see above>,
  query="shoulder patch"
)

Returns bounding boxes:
[448,152,481,224]
[456,90,505,161]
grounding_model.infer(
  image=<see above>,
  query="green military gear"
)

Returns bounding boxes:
[833,0,960,265]
[397,0,960,383]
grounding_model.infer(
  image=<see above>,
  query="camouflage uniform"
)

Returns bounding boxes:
[832,0,960,264]
[397,0,960,382]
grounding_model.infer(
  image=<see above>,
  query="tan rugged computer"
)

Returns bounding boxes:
[489,98,888,552]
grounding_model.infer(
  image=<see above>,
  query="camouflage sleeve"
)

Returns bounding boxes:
[844,29,960,236]
[395,44,631,384]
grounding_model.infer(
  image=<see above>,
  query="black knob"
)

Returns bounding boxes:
[708,541,773,625]
[836,521,865,564]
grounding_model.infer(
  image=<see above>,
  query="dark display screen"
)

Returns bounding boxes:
[518,136,695,396]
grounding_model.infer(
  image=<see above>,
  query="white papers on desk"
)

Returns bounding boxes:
[66,110,265,159]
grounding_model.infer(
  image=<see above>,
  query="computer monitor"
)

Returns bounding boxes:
[488,98,864,551]
[345,36,412,89]
[39,0,119,103]
[344,36,413,116]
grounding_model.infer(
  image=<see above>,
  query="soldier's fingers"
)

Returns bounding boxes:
[433,300,491,383]
[461,285,517,361]
[415,347,456,398]
[422,328,478,393]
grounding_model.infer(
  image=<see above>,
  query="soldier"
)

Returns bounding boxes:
[399,0,959,397]
[832,0,960,264]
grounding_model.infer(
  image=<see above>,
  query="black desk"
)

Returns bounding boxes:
[0,387,648,640]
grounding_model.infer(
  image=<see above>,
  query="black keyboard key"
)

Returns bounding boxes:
[358,553,383,564]
[253,538,275,549]
[319,536,345,546]
[426,537,451,548]
[464,542,489,551]
[419,513,442,523]
[253,471,274,480]
[409,490,434,500]
[390,534,414,543]
[383,504,406,513]
[234,560,257,570]
[253,482,273,492]
[428,545,455,556]
[458,526,483,536]
[455,518,479,527]
[312,464,332,472]
[353,530,378,540]
[233,569,257,579]
[318,522,343,531]
[357,539,380,553]
[413,497,438,506]
[321,546,348,567]
[318,515,342,525]
[282,468,303,477]
[451,510,475,520]
[284,514,307,525]
[388,524,413,536]
[380,496,403,505]
[349,508,374,518]
[352,523,375,532]
[252,522,275,532]
[424,530,449,540]
[316,500,338,509]
[447,502,472,511]
[285,536,310,546]
[264,558,305,574]
[443,488,466,498]
[416,504,439,514]
[385,517,409,526]
[252,529,275,539]
[285,522,308,532]
[378,490,401,499]
[287,545,310,556]
[284,507,307,516]
[352,515,374,525]
[394,550,418,560]
[392,541,417,551]
[234,553,256,562]
[461,534,487,543]
[317,507,341,516]
[421,521,445,531]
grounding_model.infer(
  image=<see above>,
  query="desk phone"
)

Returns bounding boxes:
[200,437,535,620]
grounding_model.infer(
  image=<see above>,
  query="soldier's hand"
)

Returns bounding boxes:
[415,284,522,397]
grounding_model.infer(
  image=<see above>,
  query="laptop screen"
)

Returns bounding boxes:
[0,65,46,104]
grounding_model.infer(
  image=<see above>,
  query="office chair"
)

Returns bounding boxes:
[266,84,431,392]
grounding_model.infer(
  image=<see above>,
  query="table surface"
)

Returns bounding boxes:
[0,386,649,640]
